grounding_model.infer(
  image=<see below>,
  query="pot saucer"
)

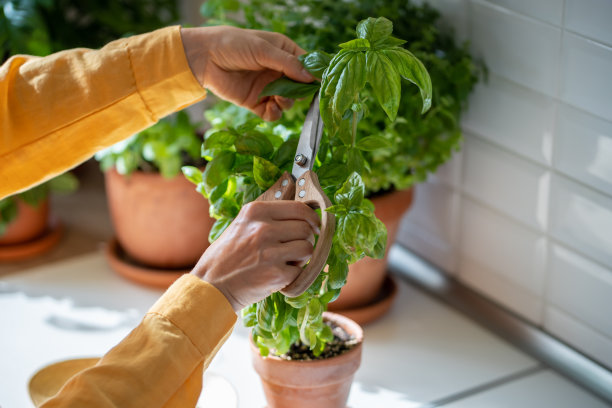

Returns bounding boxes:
[29,357,238,407]
[0,220,63,262]
[105,238,189,289]
[327,275,398,326]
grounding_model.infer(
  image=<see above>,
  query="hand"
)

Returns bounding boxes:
[191,201,321,312]
[180,26,314,121]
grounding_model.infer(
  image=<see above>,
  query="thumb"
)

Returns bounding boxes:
[257,41,314,83]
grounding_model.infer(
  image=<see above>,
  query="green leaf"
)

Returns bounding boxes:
[319,50,354,128]
[356,17,393,44]
[47,172,79,193]
[347,148,365,175]
[285,292,310,309]
[375,36,407,48]
[328,256,348,289]
[202,151,235,192]
[382,48,432,113]
[334,172,365,209]
[366,50,401,121]
[209,217,232,243]
[253,157,281,189]
[19,185,47,207]
[181,166,202,185]
[259,77,320,99]
[338,38,370,50]
[0,198,18,236]
[299,51,332,78]
[331,51,367,124]
[235,133,273,158]
[209,179,229,203]
[257,297,275,332]
[355,136,393,151]
[202,130,236,158]
[272,137,299,168]
[317,162,348,187]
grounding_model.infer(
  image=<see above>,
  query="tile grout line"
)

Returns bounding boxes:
[423,365,545,407]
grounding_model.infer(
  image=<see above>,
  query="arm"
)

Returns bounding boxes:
[40,201,320,408]
[0,26,205,199]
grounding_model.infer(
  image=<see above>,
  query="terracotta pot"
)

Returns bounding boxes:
[104,168,214,269]
[251,312,363,408]
[0,198,49,245]
[329,187,414,311]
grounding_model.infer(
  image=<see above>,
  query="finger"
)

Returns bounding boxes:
[265,201,321,233]
[261,100,282,121]
[253,30,307,56]
[275,96,294,111]
[273,220,316,246]
[255,41,314,83]
[279,239,314,266]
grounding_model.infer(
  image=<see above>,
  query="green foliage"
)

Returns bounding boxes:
[1,0,179,62]
[95,111,203,179]
[0,172,79,236]
[201,0,484,194]
[186,18,427,356]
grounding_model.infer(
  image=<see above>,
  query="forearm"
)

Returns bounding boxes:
[40,275,236,408]
[0,26,205,199]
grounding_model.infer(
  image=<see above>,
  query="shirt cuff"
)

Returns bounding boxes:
[148,274,237,357]
[125,26,206,121]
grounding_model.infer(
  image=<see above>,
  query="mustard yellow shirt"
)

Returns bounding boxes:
[0,26,237,407]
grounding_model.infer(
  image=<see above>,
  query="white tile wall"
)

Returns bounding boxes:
[550,175,612,269]
[470,0,562,96]
[554,104,612,196]
[398,0,612,369]
[463,134,549,230]
[565,0,612,47]
[560,33,612,123]
[462,74,556,165]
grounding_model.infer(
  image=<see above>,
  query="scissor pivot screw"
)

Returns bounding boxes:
[294,154,307,166]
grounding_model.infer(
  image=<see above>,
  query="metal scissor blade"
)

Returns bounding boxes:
[292,92,323,180]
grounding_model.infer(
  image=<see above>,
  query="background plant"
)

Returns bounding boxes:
[184,17,431,356]
[201,0,484,194]
[95,111,203,178]
[0,173,78,235]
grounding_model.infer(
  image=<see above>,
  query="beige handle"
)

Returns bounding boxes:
[255,172,296,202]
[281,170,335,297]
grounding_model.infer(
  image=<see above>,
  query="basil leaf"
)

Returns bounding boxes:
[47,173,79,193]
[235,133,273,157]
[320,50,354,129]
[382,48,432,113]
[259,77,320,99]
[203,151,235,192]
[202,130,236,158]
[253,156,281,189]
[366,50,401,121]
[317,162,348,187]
[328,256,348,289]
[332,51,367,124]
[285,292,310,309]
[273,137,299,168]
[209,217,232,243]
[299,51,332,78]
[334,172,365,209]
[257,297,275,332]
[375,36,407,48]
[355,135,392,151]
[338,38,370,50]
[356,17,393,44]
[181,166,202,185]
[209,179,229,203]
[347,147,365,175]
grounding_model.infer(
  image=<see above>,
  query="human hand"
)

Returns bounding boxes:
[180,26,314,121]
[191,201,321,312]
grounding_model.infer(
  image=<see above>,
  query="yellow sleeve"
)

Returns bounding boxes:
[0,25,206,200]
[40,274,237,408]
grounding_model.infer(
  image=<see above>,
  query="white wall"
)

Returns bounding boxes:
[399,0,612,370]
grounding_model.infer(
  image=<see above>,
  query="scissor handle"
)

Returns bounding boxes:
[255,172,296,202]
[281,170,335,298]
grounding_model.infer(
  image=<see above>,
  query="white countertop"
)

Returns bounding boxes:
[0,251,574,408]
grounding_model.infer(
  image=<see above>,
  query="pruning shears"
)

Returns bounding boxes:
[256,93,335,298]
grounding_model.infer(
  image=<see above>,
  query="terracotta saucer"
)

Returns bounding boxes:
[328,275,398,326]
[105,238,189,289]
[0,220,63,262]
[29,357,238,407]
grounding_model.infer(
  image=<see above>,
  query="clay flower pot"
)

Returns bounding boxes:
[104,168,214,269]
[251,312,363,408]
[0,198,49,245]
[329,187,414,314]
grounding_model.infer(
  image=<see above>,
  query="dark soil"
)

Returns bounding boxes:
[279,321,359,361]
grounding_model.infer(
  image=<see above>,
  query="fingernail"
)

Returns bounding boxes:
[301,68,314,81]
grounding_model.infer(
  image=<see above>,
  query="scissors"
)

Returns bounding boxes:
[256,92,335,298]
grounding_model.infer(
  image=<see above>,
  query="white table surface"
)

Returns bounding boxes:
[0,251,539,408]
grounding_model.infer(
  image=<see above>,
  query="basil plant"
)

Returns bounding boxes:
[183,17,431,356]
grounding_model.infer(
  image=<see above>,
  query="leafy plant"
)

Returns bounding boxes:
[183,17,431,356]
[201,0,484,194]
[95,111,203,178]
[0,172,79,235]
[1,0,179,62]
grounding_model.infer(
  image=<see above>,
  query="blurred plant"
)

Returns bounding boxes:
[0,172,78,235]
[96,111,203,178]
[1,0,179,61]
